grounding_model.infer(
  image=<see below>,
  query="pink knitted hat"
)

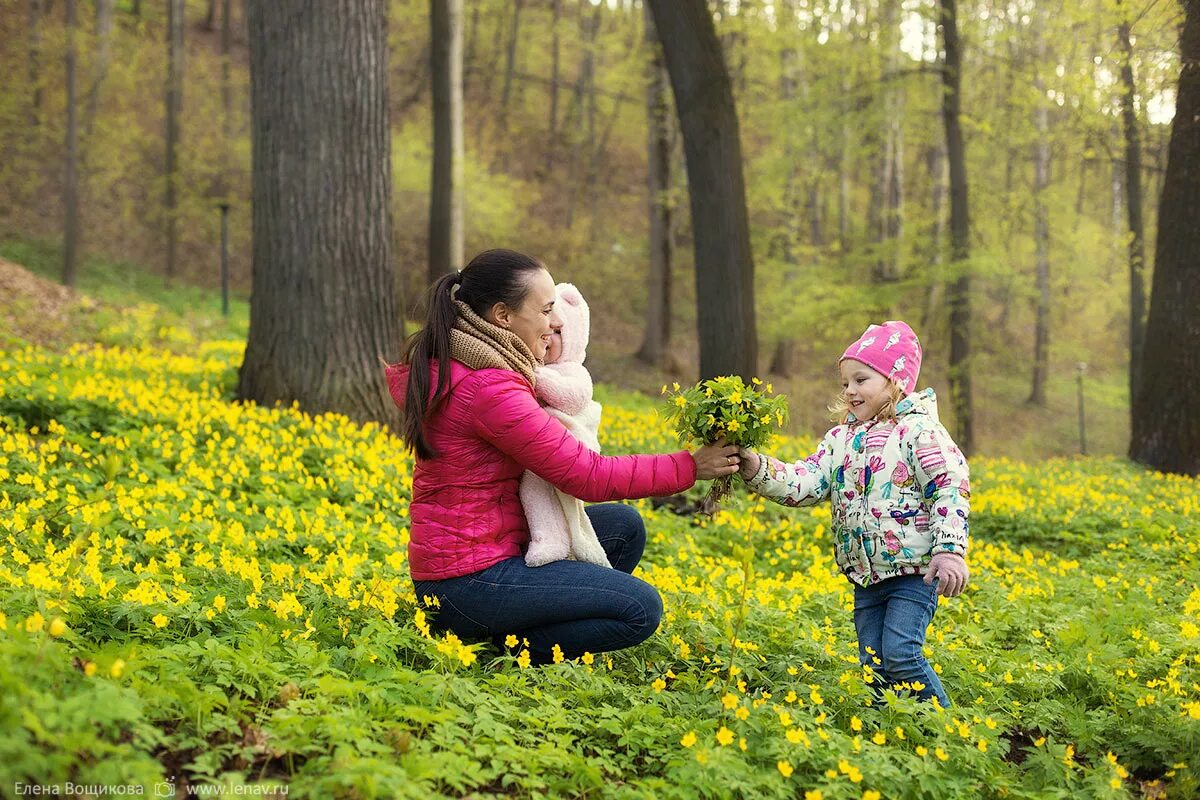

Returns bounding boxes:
[840,320,922,393]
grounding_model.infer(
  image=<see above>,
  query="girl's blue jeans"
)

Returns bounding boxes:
[853,573,952,708]
[411,503,662,665]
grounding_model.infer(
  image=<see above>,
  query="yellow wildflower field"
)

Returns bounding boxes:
[1,341,1197,798]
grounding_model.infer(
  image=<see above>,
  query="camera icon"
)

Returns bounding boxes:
[154,783,176,798]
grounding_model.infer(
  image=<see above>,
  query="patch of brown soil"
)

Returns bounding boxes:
[0,256,87,348]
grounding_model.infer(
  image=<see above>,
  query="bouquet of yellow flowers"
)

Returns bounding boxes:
[662,376,789,514]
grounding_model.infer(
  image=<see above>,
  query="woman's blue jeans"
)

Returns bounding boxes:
[853,574,952,707]
[411,503,663,665]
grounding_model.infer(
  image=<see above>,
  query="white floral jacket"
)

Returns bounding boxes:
[741,388,970,587]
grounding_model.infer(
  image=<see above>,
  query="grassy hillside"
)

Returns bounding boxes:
[0,246,1197,798]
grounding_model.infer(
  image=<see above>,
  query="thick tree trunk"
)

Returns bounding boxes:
[939,0,973,454]
[636,4,672,368]
[1028,32,1051,407]
[647,0,757,380]
[1130,0,1200,475]
[239,0,401,427]
[429,0,465,282]
[164,0,184,282]
[63,0,79,288]
[1118,16,1147,404]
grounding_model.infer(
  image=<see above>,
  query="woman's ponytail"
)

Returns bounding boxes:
[397,249,547,460]
[400,271,461,460]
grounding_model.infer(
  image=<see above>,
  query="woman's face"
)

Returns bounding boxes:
[491,269,562,361]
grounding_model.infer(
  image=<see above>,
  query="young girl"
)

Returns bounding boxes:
[737,320,970,707]
[520,283,611,568]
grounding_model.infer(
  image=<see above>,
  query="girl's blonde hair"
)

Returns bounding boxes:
[828,377,906,424]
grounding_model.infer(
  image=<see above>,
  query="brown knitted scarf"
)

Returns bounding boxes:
[450,299,539,387]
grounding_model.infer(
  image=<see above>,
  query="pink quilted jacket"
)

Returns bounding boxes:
[386,360,697,580]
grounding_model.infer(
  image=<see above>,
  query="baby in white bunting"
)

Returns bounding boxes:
[519,283,612,568]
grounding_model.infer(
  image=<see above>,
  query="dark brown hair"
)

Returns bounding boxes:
[399,249,547,459]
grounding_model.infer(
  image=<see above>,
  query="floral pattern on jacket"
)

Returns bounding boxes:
[742,388,970,587]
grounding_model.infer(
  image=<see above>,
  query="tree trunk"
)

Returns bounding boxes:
[497,0,524,134]
[429,0,465,281]
[221,0,233,141]
[647,0,757,380]
[84,0,114,139]
[164,0,184,282]
[239,0,401,427]
[63,0,79,288]
[939,0,973,454]
[1118,15,1147,405]
[1028,29,1051,406]
[636,3,672,368]
[205,0,217,30]
[871,0,904,283]
[921,141,946,335]
[28,0,42,126]
[1130,0,1200,475]
[549,0,560,139]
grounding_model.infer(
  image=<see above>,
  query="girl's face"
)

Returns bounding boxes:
[840,359,891,420]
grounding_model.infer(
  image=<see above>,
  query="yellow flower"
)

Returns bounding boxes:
[722,693,739,710]
[674,395,687,408]
[48,617,67,637]
[863,792,882,800]
[935,747,949,761]
[977,740,988,752]
[652,678,667,692]
[729,391,742,404]
[212,595,226,612]
[25,612,45,633]
[504,634,519,648]
[850,715,863,732]
[517,649,531,668]
[916,746,929,757]
[152,613,169,629]
[680,731,697,748]
[716,726,734,746]
[551,644,565,664]
[777,761,794,778]
[110,659,125,678]
[83,661,97,677]
[581,651,594,665]
[727,419,741,432]
[872,732,887,745]
[805,792,823,800]
[673,382,681,391]
[735,706,750,720]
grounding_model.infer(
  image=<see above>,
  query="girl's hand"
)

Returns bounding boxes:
[737,448,760,480]
[924,552,969,597]
[692,437,740,480]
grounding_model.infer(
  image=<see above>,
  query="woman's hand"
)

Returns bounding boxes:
[737,448,760,480]
[692,437,741,480]
[924,552,969,597]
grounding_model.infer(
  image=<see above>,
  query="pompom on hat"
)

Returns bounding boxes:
[840,320,922,393]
